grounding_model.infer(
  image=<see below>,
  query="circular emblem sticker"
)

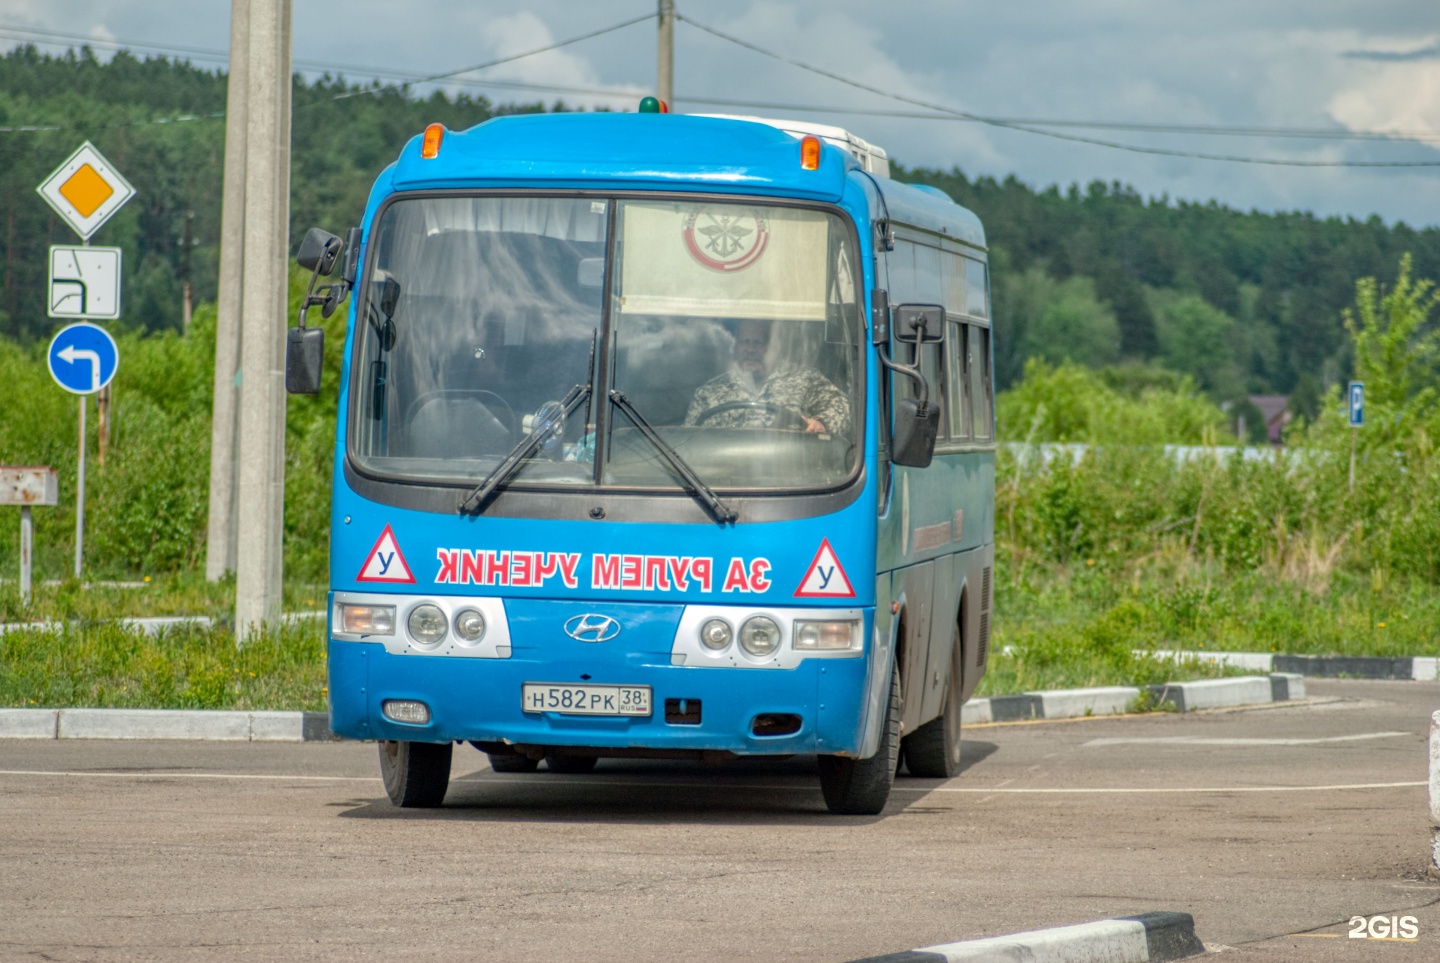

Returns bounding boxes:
[682,208,769,272]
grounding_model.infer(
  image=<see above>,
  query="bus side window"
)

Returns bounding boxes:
[949,320,971,440]
[969,325,994,440]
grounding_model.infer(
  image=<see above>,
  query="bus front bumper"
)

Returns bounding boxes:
[327,638,872,757]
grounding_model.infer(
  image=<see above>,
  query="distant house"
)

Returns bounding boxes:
[1248,395,1291,444]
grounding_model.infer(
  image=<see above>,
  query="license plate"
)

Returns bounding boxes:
[522,683,652,717]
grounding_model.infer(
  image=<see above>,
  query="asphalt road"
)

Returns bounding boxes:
[1,678,1437,962]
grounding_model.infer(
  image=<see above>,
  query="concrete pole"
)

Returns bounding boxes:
[20,505,32,605]
[234,0,292,640]
[206,0,250,582]
[657,0,674,107]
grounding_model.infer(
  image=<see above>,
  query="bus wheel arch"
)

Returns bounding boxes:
[899,595,966,779]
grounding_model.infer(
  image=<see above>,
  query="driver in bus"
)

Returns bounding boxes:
[684,318,850,435]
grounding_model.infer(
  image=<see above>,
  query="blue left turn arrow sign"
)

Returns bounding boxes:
[48,322,118,395]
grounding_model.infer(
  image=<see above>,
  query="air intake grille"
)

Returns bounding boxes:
[982,566,992,611]
[978,611,990,666]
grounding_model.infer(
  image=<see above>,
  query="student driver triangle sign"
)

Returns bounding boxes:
[356,524,416,584]
[793,538,855,598]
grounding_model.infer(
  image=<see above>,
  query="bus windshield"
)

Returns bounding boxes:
[349,194,862,494]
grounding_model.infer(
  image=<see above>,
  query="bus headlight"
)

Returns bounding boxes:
[407,603,448,645]
[337,603,395,636]
[793,619,860,650]
[739,616,781,657]
[453,608,486,643]
[698,618,732,651]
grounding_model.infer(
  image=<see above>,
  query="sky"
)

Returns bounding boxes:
[3,1,1439,228]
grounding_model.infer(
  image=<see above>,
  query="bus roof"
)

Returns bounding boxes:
[390,112,855,201]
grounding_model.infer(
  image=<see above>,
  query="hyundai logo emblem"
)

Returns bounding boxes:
[564,614,621,643]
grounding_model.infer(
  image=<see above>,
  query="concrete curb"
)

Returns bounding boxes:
[961,673,1304,725]
[848,911,1205,963]
[0,708,334,742]
[0,671,1307,741]
[1147,648,1440,681]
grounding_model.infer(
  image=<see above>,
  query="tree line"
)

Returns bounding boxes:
[1,44,1436,413]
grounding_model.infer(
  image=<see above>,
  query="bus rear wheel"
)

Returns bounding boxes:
[901,624,963,778]
[817,661,899,815]
[379,740,452,807]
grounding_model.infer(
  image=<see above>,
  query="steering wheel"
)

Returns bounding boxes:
[693,400,808,431]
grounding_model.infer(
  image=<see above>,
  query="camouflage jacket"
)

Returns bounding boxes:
[684,363,851,436]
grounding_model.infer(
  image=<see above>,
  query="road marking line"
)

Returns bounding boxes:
[904,781,1424,794]
[0,769,377,782]
[0,770,1424,795]
[1083,731,1411,747]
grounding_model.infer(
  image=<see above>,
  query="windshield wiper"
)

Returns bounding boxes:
[459,383,591,515]
[608,390,737,524]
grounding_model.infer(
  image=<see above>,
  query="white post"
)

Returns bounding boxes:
[207,0,251,581]
[657,0,674,106]
[1430,710,1440,877]
[74,395,85,580]
[19,505,32,604]
[233,0,292,641]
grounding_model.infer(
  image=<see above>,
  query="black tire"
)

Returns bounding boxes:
[378,740,452,808]
[818,661,900,815]
[545,753,599,774]
[902,624,964,778]
[487,752,540,773]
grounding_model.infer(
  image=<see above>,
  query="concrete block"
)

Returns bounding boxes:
[1413,657,1440,681]
[1269,672,1305,702]
[1167,676,1273,711]
[0,708,58,738]
[1033,686,1138,719]
[987,694,1042,722]
[59,708,251,740]
[960,699,991,725]
[248,711,304,741]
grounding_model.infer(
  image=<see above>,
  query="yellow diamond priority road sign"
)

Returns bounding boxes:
[36,142,135,240]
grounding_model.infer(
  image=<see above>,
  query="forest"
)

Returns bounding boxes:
[2,44,1439,416]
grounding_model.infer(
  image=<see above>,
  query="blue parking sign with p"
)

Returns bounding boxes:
[1347,381,1364,428]
[48,322,118,395]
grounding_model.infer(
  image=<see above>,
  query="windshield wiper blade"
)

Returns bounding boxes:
[459,383,591,515]
[608,390,737,524]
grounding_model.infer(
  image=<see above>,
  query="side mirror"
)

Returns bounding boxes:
[285,326,324,394]
[296,228,342,276]
[893,304,946,344]
[892,398,938,467]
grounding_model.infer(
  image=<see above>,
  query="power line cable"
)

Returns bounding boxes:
[675,13,1440,168]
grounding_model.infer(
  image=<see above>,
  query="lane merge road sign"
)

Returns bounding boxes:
[36,142,135,241]
[48,245,122,320]
[48,323,118,395]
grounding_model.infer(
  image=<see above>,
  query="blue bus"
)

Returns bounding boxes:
[286,108,995,815]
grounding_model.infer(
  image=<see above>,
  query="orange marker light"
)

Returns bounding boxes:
[800,135,821,171]
[420,123,446,159]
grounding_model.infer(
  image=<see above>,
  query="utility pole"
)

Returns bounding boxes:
[206,0,249,582]
[657,0,674,106]
[232,0,293,640]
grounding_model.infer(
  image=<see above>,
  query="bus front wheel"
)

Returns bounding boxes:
[379,740,452,807]
[901,624,963,778]
[817,662,899,815]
